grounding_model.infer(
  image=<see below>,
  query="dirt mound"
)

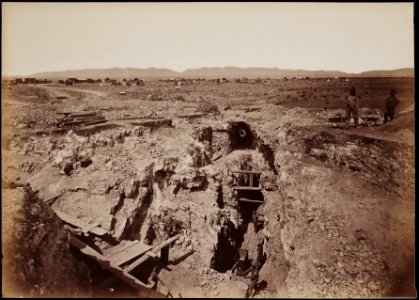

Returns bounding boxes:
[2,187,91,297]
[376,111,414,134]
[6,85,51,103]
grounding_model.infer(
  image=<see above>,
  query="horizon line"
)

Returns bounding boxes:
[3,66,414,78]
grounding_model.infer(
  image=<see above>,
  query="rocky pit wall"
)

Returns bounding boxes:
[2,187,91,297]
[251,106,415,297]
[2,104,415,297]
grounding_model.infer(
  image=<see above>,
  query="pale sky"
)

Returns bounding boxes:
[2,2,414,76]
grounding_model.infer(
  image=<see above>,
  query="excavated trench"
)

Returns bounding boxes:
[36,120,286,296]
[211,190,266,273]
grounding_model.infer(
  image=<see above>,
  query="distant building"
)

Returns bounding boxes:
[68,78,79,84]
[35,79,50,84]
[24,78,37,84]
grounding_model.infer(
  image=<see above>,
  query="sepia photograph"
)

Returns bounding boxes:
[1,2,415,298]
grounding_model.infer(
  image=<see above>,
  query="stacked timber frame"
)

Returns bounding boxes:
[51,208,180,297]
[231,170,264,204]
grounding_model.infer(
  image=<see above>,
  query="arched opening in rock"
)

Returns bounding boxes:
[227,122,255,153]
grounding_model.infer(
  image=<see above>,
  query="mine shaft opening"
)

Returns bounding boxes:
[211,220,244,273]
[227,122,255,153]
[211,190,266,274]
[237,190,264,226]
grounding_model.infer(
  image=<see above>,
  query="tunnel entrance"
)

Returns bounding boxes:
[237,190,264,225]
[211,220,244,273]
[210,188,266,274]
[227,122,255,153]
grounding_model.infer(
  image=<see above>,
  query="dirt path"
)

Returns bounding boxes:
[40,85,107,98]
[40,85,73,98]
[61,87,107,97]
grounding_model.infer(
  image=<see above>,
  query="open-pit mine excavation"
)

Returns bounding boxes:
[2,75,415,298]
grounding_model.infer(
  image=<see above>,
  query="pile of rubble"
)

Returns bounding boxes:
[55,111,107,129]
[195,101,220,115]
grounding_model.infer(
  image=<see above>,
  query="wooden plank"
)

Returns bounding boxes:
[124,234,181,273]
[104,240,140,257]
[146,251,157,258]
[108,243,152,267]
[239,198,264,204]
[69,235,165,297]
[53,209,107,236]
[231,170,262,175]
[233,186,263,191]
[249,174,254,187]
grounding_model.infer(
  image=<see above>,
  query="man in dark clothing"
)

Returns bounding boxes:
[384,89,400,123]
[345,86,359,127]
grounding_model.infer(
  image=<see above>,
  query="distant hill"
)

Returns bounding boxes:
[182,67,349,78]
[30,67,179,80]
[357,68,414,78]
[23,67,414,79]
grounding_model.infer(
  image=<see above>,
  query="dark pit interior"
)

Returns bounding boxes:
[211,190,265,273]
[227,122,255,153]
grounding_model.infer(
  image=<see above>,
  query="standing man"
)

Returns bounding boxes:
[345,86,359,128]
[384,89,400,123]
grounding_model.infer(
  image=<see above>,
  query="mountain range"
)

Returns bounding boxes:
[18,67,415,79]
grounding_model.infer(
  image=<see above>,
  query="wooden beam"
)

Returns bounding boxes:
[108,243,152,267]
[231,170,262,175]
[146,251,157,258]
[239,198,264,204]
[104,240,140,257]
[233,186,263,191]
[124,234,181,273]
[69,235,164,297]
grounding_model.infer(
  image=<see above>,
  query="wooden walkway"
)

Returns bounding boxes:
[52,208,181,297]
